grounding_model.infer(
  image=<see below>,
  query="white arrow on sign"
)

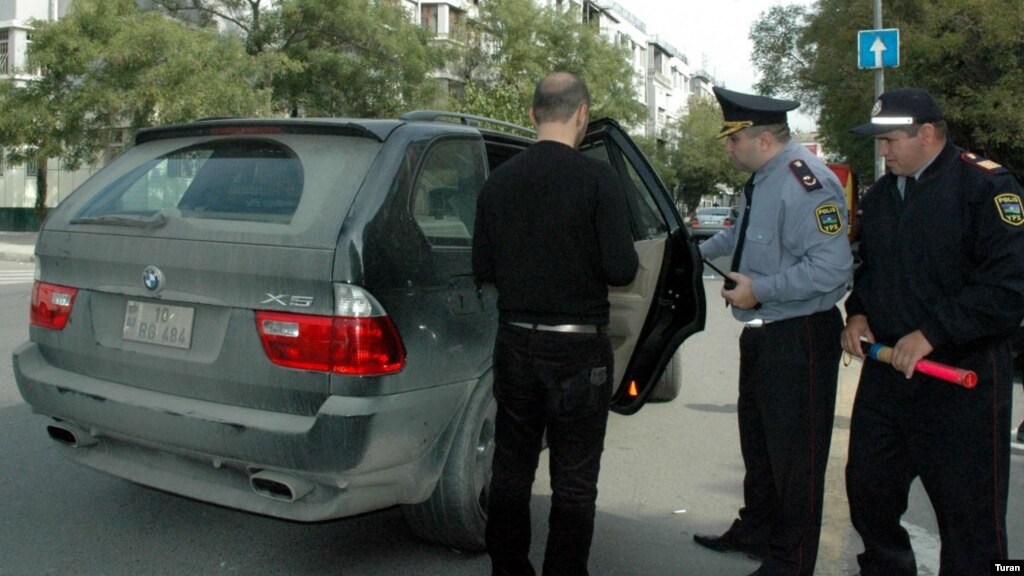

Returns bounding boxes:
[870,35,888,68]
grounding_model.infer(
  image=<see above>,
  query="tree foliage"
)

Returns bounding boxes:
[454,0,646,128]
[670,96,747,213]
[273,0,444,117]
[751,0,1024,177]
[0,0,270,215]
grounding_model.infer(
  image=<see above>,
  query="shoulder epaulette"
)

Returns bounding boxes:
[961,151,1008,175]
[789,159,824,192]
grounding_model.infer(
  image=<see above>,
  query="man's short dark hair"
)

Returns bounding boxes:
[532,72,590,124]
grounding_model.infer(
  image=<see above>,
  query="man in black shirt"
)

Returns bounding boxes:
[473,71,638,576]
[842,87,1024,575]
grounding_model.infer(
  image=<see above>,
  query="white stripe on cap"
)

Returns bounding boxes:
[871,116,915,125]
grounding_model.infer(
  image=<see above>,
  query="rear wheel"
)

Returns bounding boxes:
[402,378,496,551]
[648,348,682,402]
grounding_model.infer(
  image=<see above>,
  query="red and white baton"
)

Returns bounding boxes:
[861,341,977,389]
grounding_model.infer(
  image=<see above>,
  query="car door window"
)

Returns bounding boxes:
[410,138,486,248]
[581,139,668,240]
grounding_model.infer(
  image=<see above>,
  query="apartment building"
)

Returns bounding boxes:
[1,0,717,214]
[0,0,98,217]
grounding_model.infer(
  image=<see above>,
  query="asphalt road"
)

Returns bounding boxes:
[0,260,1021,575]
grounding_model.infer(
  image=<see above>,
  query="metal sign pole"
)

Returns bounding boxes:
[874,0,886,181]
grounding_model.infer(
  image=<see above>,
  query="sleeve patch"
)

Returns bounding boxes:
[789,160,824,192]
[815,204,844,235]
[995,193,1024,226]
[961,151,1007,174]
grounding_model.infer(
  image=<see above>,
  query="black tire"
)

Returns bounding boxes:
[402,377,496,552]
[648,348,682,402]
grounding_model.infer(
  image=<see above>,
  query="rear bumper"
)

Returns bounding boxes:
[687,227,726,239]
[12,341,473,521]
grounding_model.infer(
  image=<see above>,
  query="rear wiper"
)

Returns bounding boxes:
[70,212,168,228]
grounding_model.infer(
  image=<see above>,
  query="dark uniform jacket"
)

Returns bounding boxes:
[846,140,1024,360]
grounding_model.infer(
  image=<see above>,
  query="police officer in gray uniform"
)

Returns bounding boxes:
[692,87,853,576]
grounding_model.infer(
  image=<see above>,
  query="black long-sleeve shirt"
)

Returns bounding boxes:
[472,140,639,325]
[845,140,1024,358]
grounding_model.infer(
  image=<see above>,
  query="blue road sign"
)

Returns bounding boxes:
[858,29,900,69]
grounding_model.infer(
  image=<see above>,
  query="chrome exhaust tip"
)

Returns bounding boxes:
[46,421,98,448]
[250,470,314,503]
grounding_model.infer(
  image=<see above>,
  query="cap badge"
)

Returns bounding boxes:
[871,99,883,117]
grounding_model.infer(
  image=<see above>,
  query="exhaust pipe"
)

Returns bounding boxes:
[46,421,98,448]
[250,470,314,503]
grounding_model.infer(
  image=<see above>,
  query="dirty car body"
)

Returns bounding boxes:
[13,113,706,550]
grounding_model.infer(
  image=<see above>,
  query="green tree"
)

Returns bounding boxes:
[634,135,678,201]
[454,0,645,128]
[751,0,1024,177]
[149,0,445,117]
[0,0,270,220]
[147,0,280,55]
[272,0,443,117]
[670,96,747,214]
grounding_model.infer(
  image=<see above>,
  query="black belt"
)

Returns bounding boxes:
[506,322,605,334]
[743,307,837,329]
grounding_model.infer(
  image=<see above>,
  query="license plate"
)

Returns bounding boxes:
[122,300,195,349]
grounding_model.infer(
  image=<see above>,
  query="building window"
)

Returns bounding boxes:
[449,8,462,37]
[26,159,38,178]
[0,147,5,176]
[0,29,9,75]
[421,4,439,34]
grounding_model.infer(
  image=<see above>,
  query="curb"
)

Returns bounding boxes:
[0,252,35,264]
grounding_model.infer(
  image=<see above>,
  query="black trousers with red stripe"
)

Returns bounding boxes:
[726,307,843,576]
[847,341,1013,576]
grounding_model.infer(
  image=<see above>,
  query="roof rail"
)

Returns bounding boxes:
[401,110,535,138]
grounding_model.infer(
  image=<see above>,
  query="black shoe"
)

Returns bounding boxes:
[693,532,766,560]
[1017,422,1023,443]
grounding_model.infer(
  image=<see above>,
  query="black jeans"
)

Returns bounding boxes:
[727,307,843,576]
[486,324,613,576]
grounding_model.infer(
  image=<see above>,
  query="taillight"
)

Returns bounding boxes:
[256,284,406,375]
[30,281,78,330]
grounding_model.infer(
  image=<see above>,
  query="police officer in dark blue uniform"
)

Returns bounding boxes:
[842,87,1024,575]
[695,87,853,576]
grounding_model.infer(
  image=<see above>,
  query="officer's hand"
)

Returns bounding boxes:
[841,314,873,359]
[892,330,934,379]
[723,272,759,310]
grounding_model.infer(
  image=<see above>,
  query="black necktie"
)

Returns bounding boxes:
[730,175,755,276]
[902,176,915,200]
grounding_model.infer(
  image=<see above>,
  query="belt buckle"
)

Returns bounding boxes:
[744,319,766,328]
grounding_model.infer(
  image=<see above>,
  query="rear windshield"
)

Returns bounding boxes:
[73,136,380,226]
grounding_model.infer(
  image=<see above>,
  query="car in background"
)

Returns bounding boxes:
[13,112,707,552]
[687,206,739,242]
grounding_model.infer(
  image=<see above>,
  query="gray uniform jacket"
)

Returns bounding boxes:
[700,140,853,323]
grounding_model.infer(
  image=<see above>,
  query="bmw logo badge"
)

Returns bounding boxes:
[143,266,164,292]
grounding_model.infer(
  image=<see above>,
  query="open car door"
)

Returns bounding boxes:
[580,118,707,415]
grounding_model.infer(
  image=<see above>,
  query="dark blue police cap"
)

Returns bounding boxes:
[713,86,799,139]
[850,87,944,136]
